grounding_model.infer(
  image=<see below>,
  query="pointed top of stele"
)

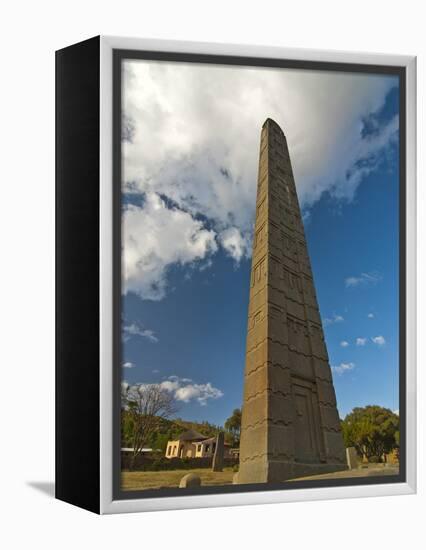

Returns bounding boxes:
[262,118,285,135]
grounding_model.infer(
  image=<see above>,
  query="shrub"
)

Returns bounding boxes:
[150,459,164,471]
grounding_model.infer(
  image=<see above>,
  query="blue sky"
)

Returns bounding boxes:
[121,61,399,426]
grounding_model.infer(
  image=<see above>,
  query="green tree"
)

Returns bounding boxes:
[225,408,241,446]
[394,429,400,447]
[341,405,399,461]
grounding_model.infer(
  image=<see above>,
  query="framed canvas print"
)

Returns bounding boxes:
[55,36,417,514]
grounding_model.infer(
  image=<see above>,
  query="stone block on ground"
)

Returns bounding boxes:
[179,473,201,488]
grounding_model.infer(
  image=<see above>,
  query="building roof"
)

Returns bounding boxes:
[200,436,232,447]
[177,429,209,442]
[199,436,216,444]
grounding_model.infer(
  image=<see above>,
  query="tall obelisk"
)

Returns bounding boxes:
[237,119,346,483]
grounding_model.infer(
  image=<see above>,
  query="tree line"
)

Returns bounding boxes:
[121,383,399,468]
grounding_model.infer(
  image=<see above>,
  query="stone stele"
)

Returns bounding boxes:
[237,119,347,484]
[212,432,225,472]
[346,447,359,470]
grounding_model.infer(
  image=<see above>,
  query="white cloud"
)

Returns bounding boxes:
[159,376,223,406]
[219,227,251,262]
[175,383,223,406]
[356,337,367,346]
[323,314,344,326]
[159,379,180,393]
[123,321,159,342]
[123,192,217,300]
[331,362,355,375]
[152,369,159,374]
[122,361,135,369]
[125,376,223,407]
[124,61,397,213]
[345,271,382,288]
[340,341,349,347]
[122,61,398,300]
[368,313,375,319]
[393,409,399,416]
[372,335,386,346]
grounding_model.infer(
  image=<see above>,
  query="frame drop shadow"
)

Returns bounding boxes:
[27,481,55,498]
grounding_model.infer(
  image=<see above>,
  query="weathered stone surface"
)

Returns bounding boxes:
[286,299,305,321]
[268,363,292,390]
[288,349,315,380]
[244,363,268,394]
[318,404,342,432]
[269,340,288,365]
[316,379,337,407]
[245,340,268,375]
[268,391,294,421]
[238,119,347,484]
[239,424,268,460]
[313,357,333,382]
[179,473,201,488]
[212,432,225,472]
[268,425,295,457]
[241,393,268,427]
[323,432,347,463]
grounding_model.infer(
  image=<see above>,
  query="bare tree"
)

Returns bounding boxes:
[122,383,178,469]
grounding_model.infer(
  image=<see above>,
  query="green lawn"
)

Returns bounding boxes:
[122,468,235,491]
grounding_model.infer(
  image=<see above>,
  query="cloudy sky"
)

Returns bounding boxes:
[121,58,400,425]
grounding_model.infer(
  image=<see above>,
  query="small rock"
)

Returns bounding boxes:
[179,473,201,488]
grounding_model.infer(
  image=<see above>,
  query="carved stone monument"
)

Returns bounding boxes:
[237,119,347,484]
[346,447,359,470]
[212,432,225,472]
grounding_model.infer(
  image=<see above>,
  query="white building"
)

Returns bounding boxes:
[165,430,232,459]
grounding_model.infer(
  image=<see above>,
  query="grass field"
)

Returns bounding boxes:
[122,468,235,491]
[122,463,400,491]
